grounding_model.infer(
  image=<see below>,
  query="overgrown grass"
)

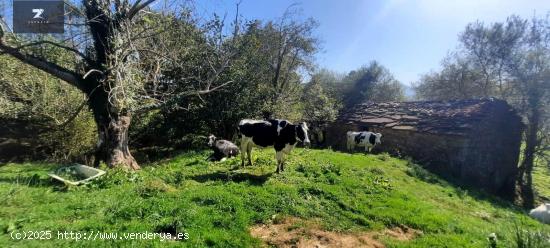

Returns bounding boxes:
[0,149,548,247]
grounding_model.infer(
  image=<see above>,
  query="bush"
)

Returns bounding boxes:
[405,162,441,184]
[38,110,96,163]
[1,54,96,163]
[512,221,550,248]
[377,153,391,161]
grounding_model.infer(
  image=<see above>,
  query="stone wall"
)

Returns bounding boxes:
[459,101,522,197]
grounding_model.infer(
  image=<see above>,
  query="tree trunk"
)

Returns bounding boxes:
[519,142,535,209]
[90,89,140,170]
[518,106,540,209]
[96,113,139,170]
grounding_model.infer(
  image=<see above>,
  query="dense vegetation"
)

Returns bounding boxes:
[1,149,548,247]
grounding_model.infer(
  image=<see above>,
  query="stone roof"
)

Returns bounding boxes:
[338,98,514,135]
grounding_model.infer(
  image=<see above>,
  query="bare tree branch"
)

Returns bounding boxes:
[133,80,234,112]
[128,0,157,19]
[63,0,87,17]
[2,40,95,65]
[43,99,87,129]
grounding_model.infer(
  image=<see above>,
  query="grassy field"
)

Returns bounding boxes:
[0,148,549,247]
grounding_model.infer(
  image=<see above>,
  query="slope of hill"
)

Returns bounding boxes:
[0,149,548,247]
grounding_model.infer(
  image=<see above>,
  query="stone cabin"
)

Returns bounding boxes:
[326,99,523,198]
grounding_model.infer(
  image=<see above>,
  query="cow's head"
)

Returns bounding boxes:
[207,134,217,147]
[373,133,382,145]
[296,122,310,146]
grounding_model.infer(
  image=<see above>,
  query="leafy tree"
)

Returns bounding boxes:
[130,10,321,147]
[249,7,320,120]
[414,53,487,100]
[135,19,275,144]
[157,7,321,139]
[459,17,525,98]
[507,16,550,207]
[309,68,345,103]
[302,75,339,146]
[343,61,405,107]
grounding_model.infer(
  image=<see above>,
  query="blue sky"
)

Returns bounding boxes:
[191,0,548,85]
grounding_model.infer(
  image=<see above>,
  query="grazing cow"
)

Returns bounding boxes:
[238,119,310,173]
[207,135,240,161]
[529,203,550,224]
[346,131,382,152]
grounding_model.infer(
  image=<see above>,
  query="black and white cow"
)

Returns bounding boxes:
[346,131,382,152]
[207,135,240,161]
[238,119,310,173]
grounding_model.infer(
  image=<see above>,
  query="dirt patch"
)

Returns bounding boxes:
[383,225,423,241]
[250,217,422,248]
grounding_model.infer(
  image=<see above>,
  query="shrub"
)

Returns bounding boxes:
[405,162,441,184]
[377,153,391,161]
[38,110,96,163]
[512,222,550,248]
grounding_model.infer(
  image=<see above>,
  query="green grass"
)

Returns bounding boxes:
[533,164,550,201]
[0,149,548,247]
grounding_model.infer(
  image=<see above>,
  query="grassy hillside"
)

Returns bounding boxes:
[0,149,548,247]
